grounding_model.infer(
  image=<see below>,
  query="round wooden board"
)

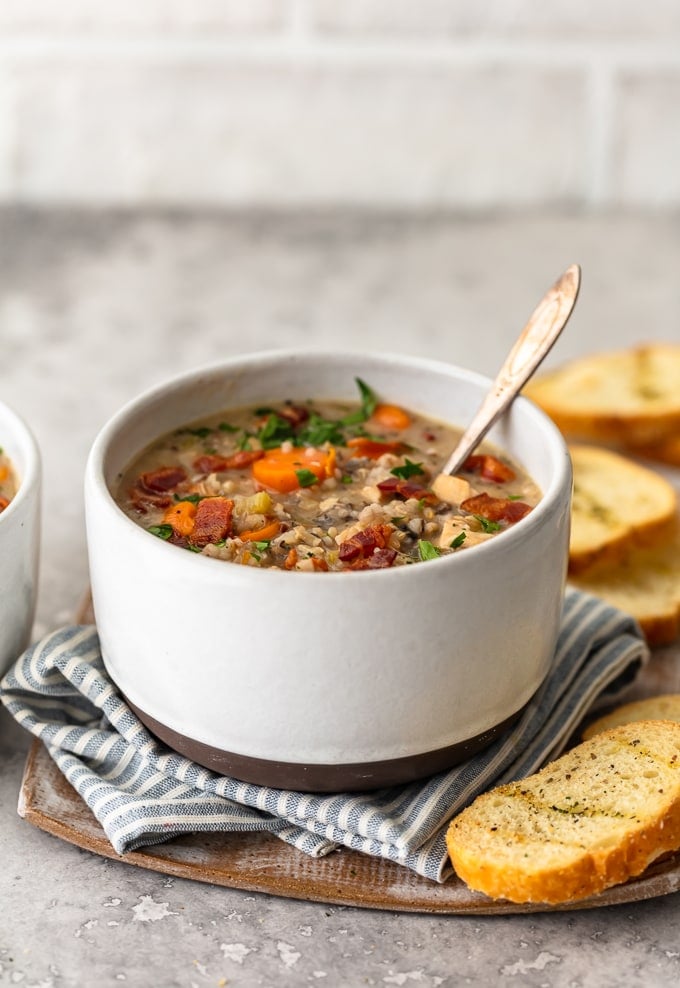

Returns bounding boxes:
[16,592,680,915]
[18,737,680,915]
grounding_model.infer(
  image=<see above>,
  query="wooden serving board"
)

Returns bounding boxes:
[17,594,680,915]
[17,739,680,914]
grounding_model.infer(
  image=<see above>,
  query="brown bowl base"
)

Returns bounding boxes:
[126,697,525,792]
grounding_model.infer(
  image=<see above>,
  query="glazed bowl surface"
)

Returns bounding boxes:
[84,350,572,791]
[0,400,41,677]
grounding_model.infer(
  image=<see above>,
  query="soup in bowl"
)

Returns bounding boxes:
[85,351,572,791]
[0,400,41,677]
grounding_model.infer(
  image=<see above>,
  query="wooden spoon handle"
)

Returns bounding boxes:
[440,263,581,477]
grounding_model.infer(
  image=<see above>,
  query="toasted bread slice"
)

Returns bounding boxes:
[446,721,680,904]
[628,434,680,469]
[568,517,680,646]
[568,445,677,573]
[583,695,680,740]
[524,343,680,446]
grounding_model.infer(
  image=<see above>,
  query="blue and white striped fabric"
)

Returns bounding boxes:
[0,588,648,883]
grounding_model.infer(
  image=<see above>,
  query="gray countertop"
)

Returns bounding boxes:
[1,208,680,987]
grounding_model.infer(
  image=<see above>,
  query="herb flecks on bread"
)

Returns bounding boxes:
[446,721,680,905]
[568,445,677,574]
[524,343,680,448]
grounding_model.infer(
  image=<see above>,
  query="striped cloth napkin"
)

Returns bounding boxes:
[1,588,648,883]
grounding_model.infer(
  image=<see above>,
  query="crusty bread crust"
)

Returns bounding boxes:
[583,695,680,740]
[568,445,677,574]
[446,721,680,904]
[524,344,680,447]
[569,516,680,647]
[628,434,680,469]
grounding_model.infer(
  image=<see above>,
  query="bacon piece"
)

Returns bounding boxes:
[376,477,438,504]
[193,450,264,474]
[365,547,398,569]
[189,497,234,547]
[346,438,406,460]
[461,491,532,524]
[338,523,394,563]
[128,487,173,512]
[277,404,310,428]
[462,454,516,483]
[345,547,398,571]
[193,454,229,473]
[139,466,187,494]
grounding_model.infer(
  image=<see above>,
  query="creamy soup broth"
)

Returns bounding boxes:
[0,447,18,513]
[115,380,541,571]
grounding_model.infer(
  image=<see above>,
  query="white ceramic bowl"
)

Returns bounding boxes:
[85,351,572,791]
[0,400,41,678]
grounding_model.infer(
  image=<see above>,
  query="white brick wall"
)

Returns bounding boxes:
[0,1,679,208]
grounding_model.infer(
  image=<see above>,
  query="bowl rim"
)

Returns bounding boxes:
[86,348,572,583]
[0,398,41,524]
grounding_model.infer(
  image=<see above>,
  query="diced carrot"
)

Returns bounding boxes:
[238,520,281,542]
[162,500,197,537]
[0,465,8,482]
[0,495,9,512]
[370,403,412,431]
[284,548,298,569]
[252,447,333,493]
[346,437,405,460]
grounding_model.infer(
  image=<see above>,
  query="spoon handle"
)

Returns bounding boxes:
[440,263,581,477]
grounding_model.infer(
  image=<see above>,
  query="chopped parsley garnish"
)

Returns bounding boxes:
[237,433,254,451]
[218,422,238,433]
[295,468,319,488]
[174,492,203,504]
[339,378,379,426]
[475,515,502,533]
[341,475,353,484]
[253,540,271,552]
[418,539,441,560]
[356,377,378,418]
[248,380,383,451]
[148,524,173,540]
[258,413,296,450]
[184,426,212,439]
[390,458,424,480]
[297,413,345,447]
[450,531,467,549]
[507,494,523,501]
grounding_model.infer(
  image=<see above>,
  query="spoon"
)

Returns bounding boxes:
[439,263,581,477]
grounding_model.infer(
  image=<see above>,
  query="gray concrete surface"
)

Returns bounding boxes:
[1,208,679,986]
